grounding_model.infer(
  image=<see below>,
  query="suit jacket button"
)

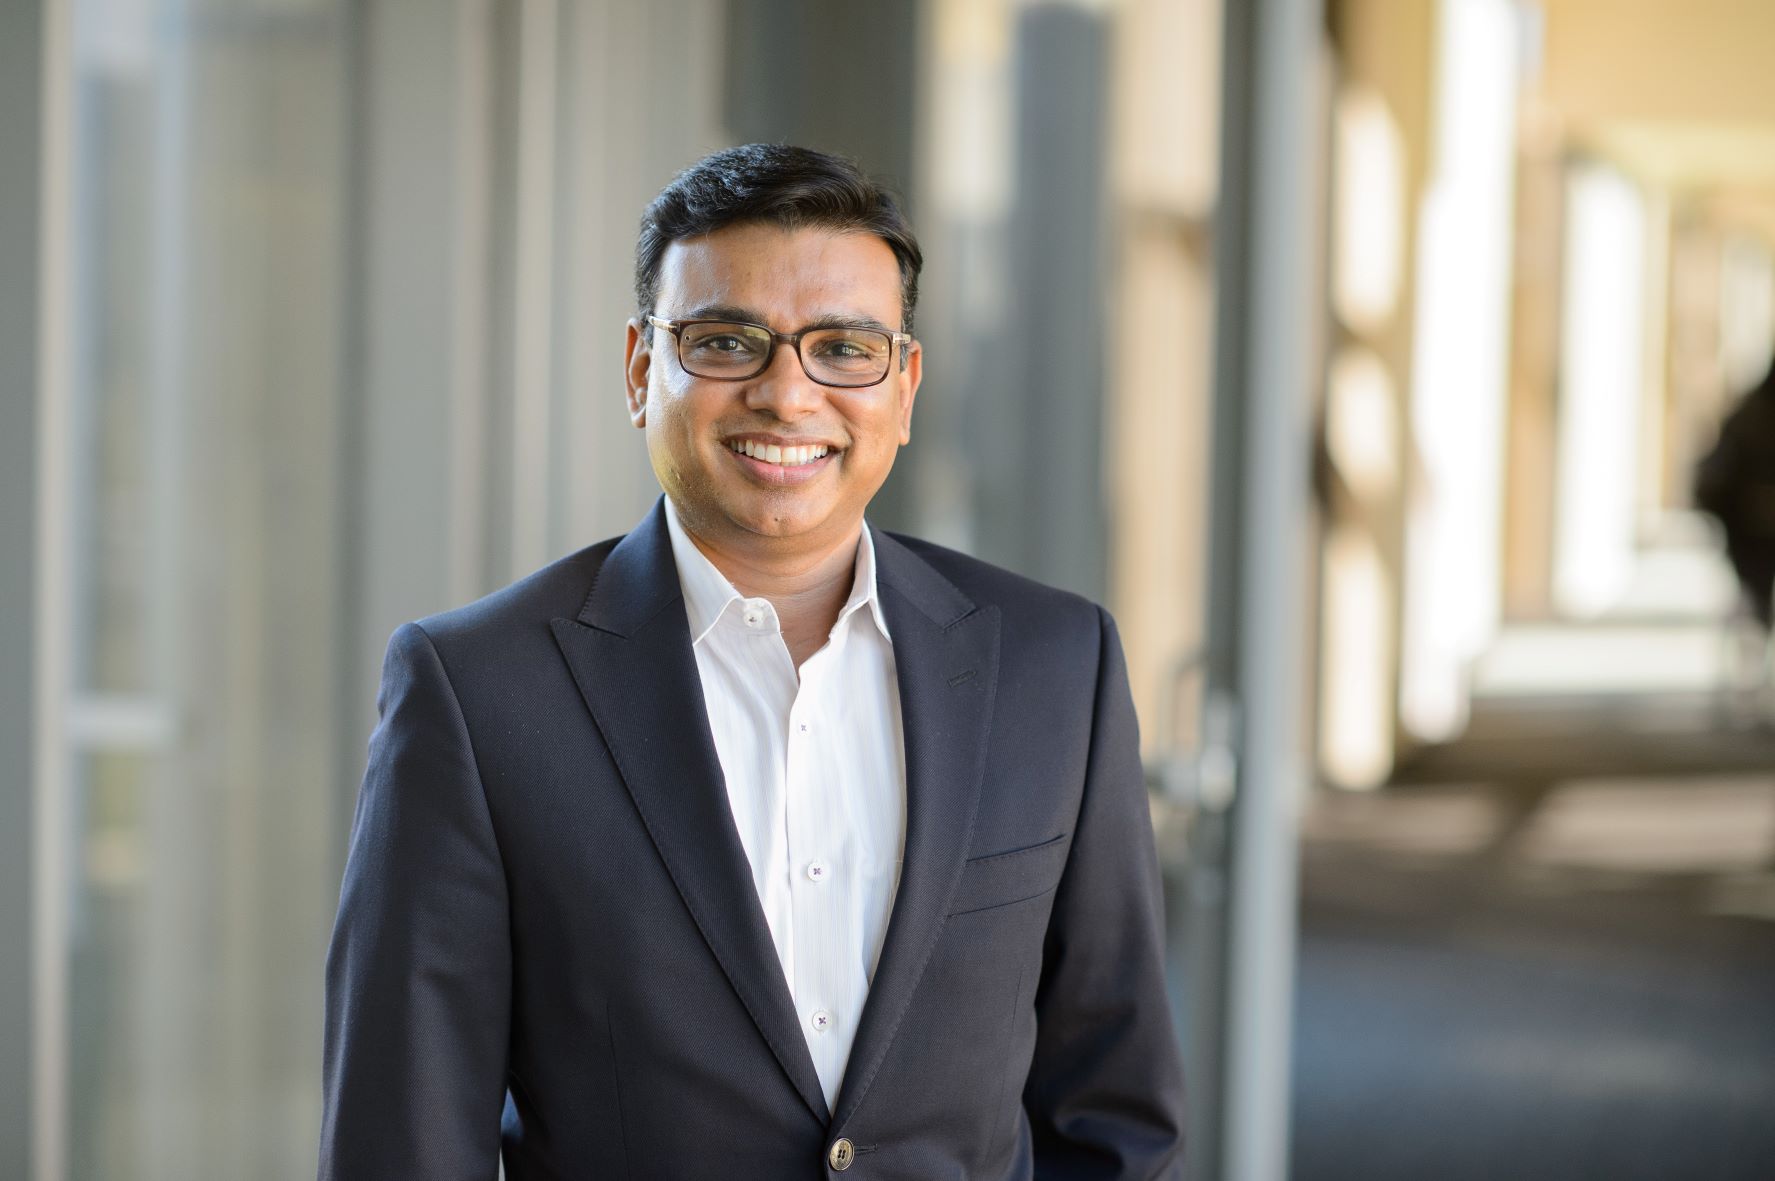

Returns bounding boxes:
[828,1137,855,1171]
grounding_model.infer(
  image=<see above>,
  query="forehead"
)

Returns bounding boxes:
[655,223,903,327]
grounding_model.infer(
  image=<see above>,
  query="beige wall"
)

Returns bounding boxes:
[1106,0,1222,757]
[1316,0,1435,784]
[1541,0,1775,127]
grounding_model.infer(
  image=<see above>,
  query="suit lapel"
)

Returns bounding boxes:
[832,528,1001,1129]
[549,498,829,1124]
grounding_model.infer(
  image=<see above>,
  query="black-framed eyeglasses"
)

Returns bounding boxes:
[646,315,913,389]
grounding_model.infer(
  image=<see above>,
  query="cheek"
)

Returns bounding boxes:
[646,382,726,477]
[648,376,705,436]
[862,404,910,454]
[646,369,674,414]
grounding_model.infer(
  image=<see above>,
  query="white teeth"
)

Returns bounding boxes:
[729,441,833,466]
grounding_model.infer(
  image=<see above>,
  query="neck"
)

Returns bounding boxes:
[679,513,865,668]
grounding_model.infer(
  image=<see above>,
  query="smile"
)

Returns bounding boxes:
[726,439,833,467]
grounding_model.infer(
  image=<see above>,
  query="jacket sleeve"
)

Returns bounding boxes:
[1023,606,1186,1179]
[319,622,511,1179]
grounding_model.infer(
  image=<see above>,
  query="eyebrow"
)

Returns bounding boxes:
[677,303,896,334]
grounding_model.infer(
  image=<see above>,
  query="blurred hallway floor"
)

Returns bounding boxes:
[1291,759,1775,1180]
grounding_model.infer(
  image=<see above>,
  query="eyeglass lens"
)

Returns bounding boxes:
[677,321,893,387]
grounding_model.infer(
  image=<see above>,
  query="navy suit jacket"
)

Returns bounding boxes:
[320,498,1184,1179]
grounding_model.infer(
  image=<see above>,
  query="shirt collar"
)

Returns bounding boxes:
[661,497,891,647]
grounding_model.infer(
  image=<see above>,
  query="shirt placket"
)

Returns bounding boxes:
[786,622,851,1108]
[730,596,797,981]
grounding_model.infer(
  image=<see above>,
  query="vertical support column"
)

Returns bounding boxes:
[1501,114,1565,620]
[2,1,68,1176]
[999,5,1110,602]
[0,0,44,1167]
[1207,0,1322,1177]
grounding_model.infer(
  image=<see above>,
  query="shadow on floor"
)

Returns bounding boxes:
[1291,770,1775,1181]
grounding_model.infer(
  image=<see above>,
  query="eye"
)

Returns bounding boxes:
[682,324,769,360]
[808,331,888,364]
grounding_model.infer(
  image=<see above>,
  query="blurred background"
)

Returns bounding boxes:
[4,0,1775,1177]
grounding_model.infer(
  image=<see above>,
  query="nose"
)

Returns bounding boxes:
[744,337,826,420]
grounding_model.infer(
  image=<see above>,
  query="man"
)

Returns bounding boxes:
[320,144,1184,1179]
[1696,359,1775,631]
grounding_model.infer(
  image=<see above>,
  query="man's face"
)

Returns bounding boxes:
[624,222,921,559]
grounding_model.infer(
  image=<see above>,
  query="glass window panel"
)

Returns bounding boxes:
[62,1,351,1176]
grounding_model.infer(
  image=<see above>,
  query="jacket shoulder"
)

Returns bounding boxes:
[881,530,1109,646]
[411,535,622,651]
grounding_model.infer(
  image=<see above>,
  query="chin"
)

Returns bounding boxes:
[744,509,826,539]
[725,497,834,540]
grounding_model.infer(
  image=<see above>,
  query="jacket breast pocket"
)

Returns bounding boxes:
[946,833,1071,917]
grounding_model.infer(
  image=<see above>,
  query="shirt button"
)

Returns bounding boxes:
[806,860,828,883]
[810,1009,833,1034]
[828,1137,855,1171]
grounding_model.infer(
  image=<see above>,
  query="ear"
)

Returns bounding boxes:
[896,339,923,445]
[624,318,651,428]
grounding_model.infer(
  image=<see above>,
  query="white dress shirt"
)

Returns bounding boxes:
[662,498,908,1113]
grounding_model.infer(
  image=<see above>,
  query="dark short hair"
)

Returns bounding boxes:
[635,143,923,334]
